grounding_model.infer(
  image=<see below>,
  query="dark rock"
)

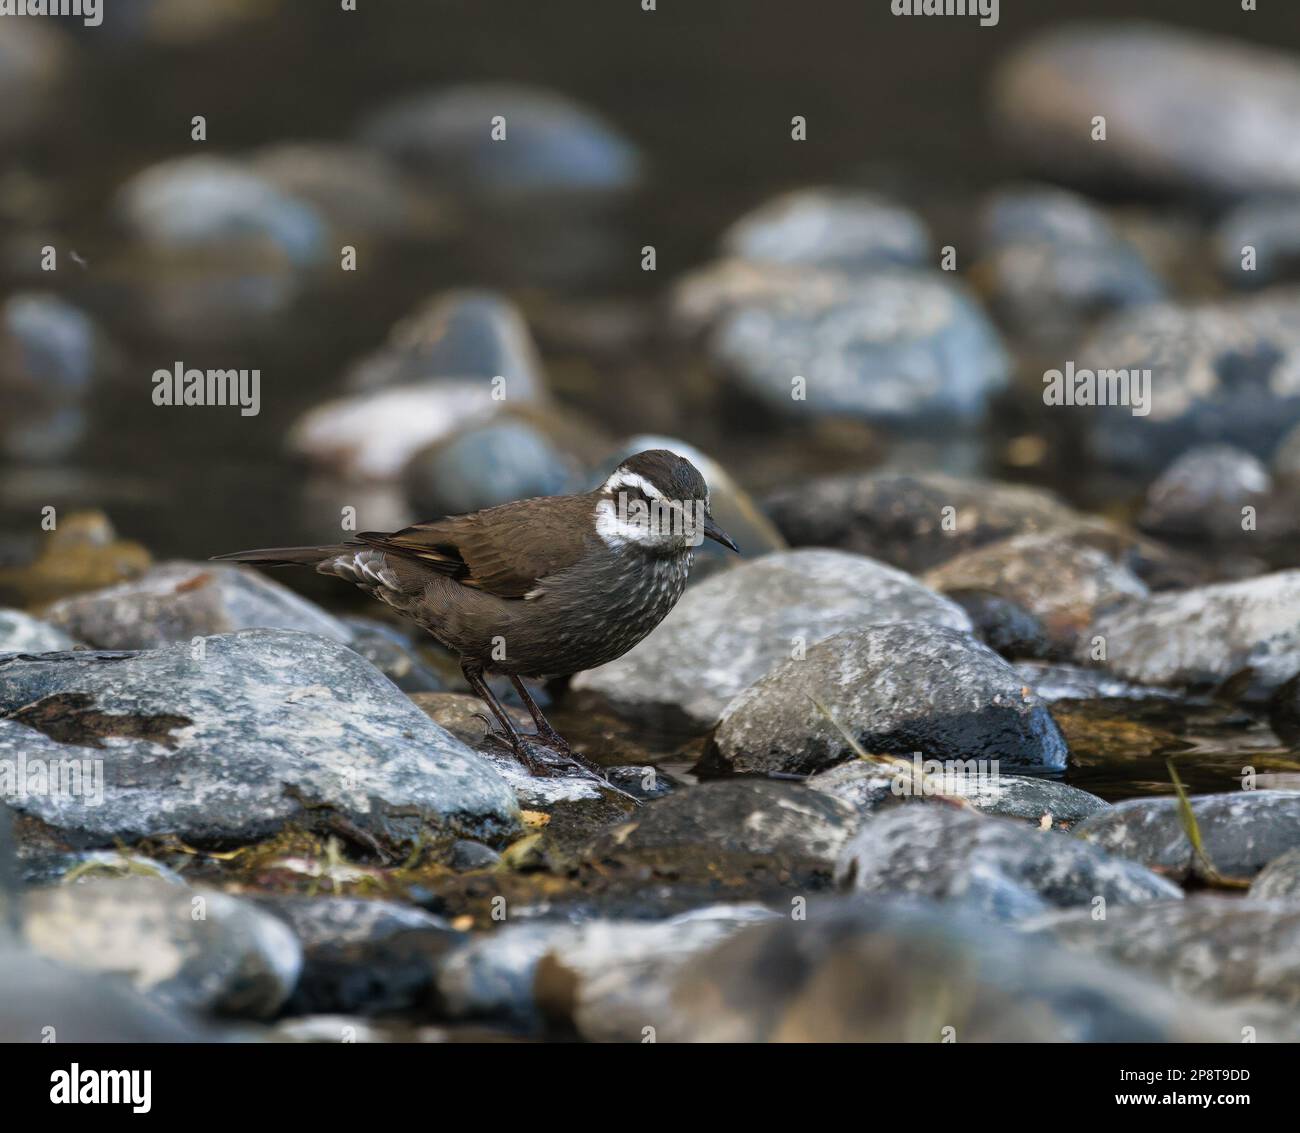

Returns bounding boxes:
[24,876,301,1019]
[924,534,1147,658]
[0,630,520,851]
[42,561,351,650]
[1139,444,1272,541]
[1271,672,1300,746]
[1074,789,1300,882]
[571,549,970,730]
[1080,570,1300,696]
[706,622,1067,777]
[992,23,1300,199]
[835,807,1180,921]
[721,187,931,271]
[360,83,642,200]
[948,590,1050,658]
[1250,847,1300,900]
[763,471,1078,573]
[1216,196,1300,289]
[448,840,501,871]
[668,898,1233,1041]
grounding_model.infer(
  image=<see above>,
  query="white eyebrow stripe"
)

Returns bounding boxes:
[602,470,664,499]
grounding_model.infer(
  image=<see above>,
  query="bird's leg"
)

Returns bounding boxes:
[508,675,610,780]
[461,663,545,776]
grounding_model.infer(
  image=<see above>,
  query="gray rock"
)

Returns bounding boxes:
[763,471,1078,573]
[1274,418,1300,485]
[0,609,79,654]
[835,807,1181,921]
[668,898,1234,1042]
[24,876,301,1018]
[703,264,1010,425]
[1250,847,1300,900]
[1139,444,1273,540]
[977,184,1164,345]
[992,23,1300,199]
[435,904,775,1038]
[360,83,642,199]
[571,549,971,730]
[1037,897,1300,1011]
[256,895,455,1016]
[42,561,351,650]
[1075,790,1300,882]
[1078,291,1300,471]
[1012,661,1181,703]
[0,630,520,851]
[1080,570,1300,696]
[721,187,931,271]
[1216,196,1300,289]
[342,290,548,399]
[340,617,446,693]
[923,533,1148,658]
[448,840,501,871]
[705,623,1067,777]
[807,761,1107,828]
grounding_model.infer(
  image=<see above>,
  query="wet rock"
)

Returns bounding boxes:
[0,511,152,608]
[835,807,1181,921]
[0,19,68,147]
[24,876,301,1019]
[448,840,501,872]
[1011,661,1181,703]
[435,904,774,1037]
[1139,445,1272,541]
[1078,291,1300,472]
[257,896,456,1016]
[342,617,446,693]
[704,623,1067,777]
[992,23,1300,199]
[763,471,1078,573]
[360,83,642,200]
[593,781,857,877]
[699,263,1009,425]
[0,609,78,654]
[23,850,185,889]
[402,416,583,516]
[1081,570,1300,697]
[668,898,1230,1041]
[1215,196,1300,289]
[342,289,548,399]
[1250,847,1300,900]
[949,590,1050,658]
[976,184,1164,346]
[807,760,1107,828]
[592,435,786,580]
[42,561,351,650]
[721,187,931,271]
[923,534,1147,658]
[1039,897,1300,1010]
[571,549,971,730]
[1074,790,1300,882]
[0,630,520,851]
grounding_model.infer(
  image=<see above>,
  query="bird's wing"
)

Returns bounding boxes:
[357,494,595,599]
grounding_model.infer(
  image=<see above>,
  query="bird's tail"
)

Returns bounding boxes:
[210,545,350,568]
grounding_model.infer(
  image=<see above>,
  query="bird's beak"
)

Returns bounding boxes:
[704,516,739,553]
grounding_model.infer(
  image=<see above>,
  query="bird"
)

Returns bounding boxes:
[213,449,738,785]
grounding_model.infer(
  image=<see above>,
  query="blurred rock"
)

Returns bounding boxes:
[1138,444,1273,541]
[1216,196,1300,289]
[0,19,68,147]
[975,184,1164,346]
[721,187,931,271]
[0,609,78,653]
[1271,417,1300,485]
[763,470,1078,572]
[360,83,642,200]
[0,630,520,852]
[836,807,1180,921]
[43,561,351,649]
[949,590,1050,658]
[923,533,1148,658]
[1250,847,1300,900]
[571,549,971,731]
[0,511,151,608]
[342,617,447,693]
[1075,790,1300,882]
[1078,290,1300,472]
[1080,570,1300,697]
[705,622,1066,777]
[1271,671,1300,746]
[25,876,301,1019]
[669,899,1232,1041]
[992,23,1300,199]
[1011,661,1182,703]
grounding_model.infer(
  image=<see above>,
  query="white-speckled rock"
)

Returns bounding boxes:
[571,549,971,730]
[0,609,79,654]
[1250,847,1300,900]
[0,629,520,849]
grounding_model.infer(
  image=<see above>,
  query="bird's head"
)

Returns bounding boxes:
[595,448,738,554]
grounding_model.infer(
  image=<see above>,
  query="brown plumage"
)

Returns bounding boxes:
[214,449,738,784]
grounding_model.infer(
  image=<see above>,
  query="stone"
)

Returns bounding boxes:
[1215,195,1300,289]
[1138,445,1273,540]
[1250,847,1300,900]
[0,610,79,654]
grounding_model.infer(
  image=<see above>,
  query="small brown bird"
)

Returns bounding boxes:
[214,449,737,781]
